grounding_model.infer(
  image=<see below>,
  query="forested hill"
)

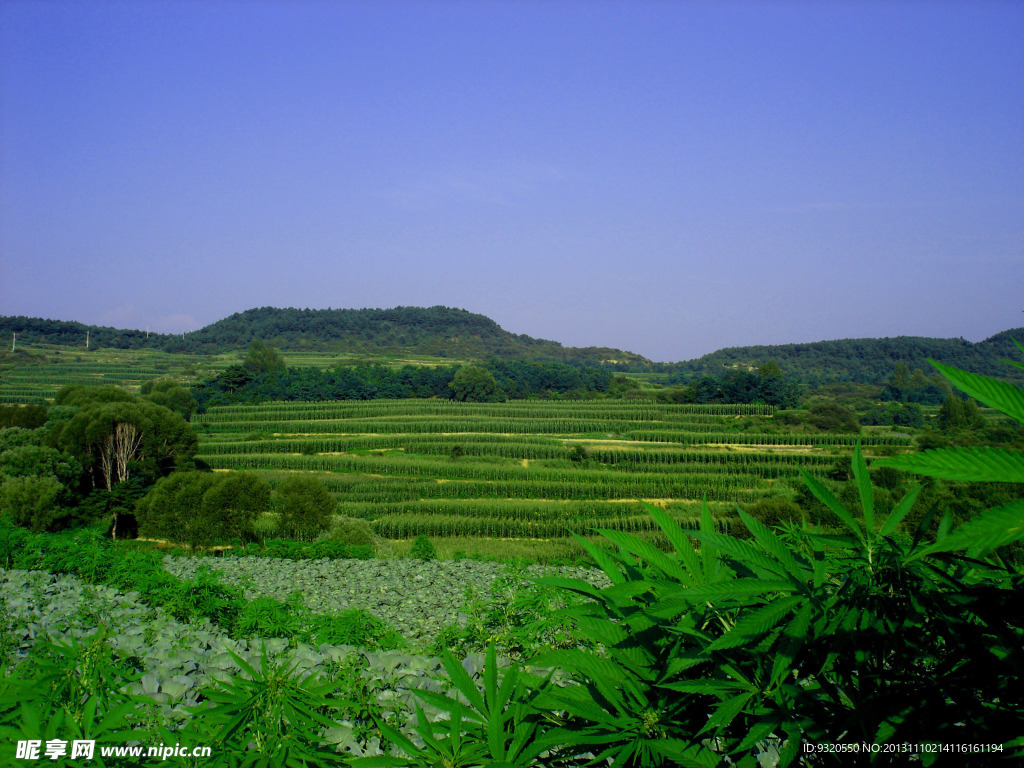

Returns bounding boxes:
[661,329,1024,386]
[0,307,650,365]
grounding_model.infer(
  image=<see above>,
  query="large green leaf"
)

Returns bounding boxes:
[642,501,704,581]
[599,528,693,585]
[878,484,922,536]
[911,499,1024,559]
[647,739,722,767]
[701,690,755,735]
[705,596,804,652]
[851,442,875,532]
[689,530,794,581]
[1001,337,1024,371]
[669,578,794,604]
[875,446,1024,483]
[735,509,810,587]
[798,469,866,546]
[929,358,1024,423]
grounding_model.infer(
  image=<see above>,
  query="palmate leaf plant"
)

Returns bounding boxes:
[527,438,1023,766]
[185,643,348,767]
[0,631,155,768]
[530,502,758,768]
[351,642,563,768]
[873,346,1024,558]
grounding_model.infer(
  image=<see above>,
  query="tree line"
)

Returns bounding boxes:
[191,345,614,410]
[647,328,1024,386]
[0,307,645,365]
[0,383,338,547]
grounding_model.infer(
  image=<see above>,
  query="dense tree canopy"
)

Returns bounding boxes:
[139,379,198,420]
[136,470,270,548]
[191,359,611,409]
[448,366,506,403]
[662,331,1024,386]
[275,475,335,541]
[51,386,197,491]
[0,307,647,364]
[656,366,802,408]
[243,340,286,375]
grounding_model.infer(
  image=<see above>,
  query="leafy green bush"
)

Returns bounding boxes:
[410,534,437,560]
[136,470,270,548]
[186,645,345,766]
[0,516,29,569]
[230,536,373,560]
[0,476,64,533]
[351,643,557,768]
[274,475,336,541]
[308,539,373,560]
[329,515,377,547]
[310,609,404,650]
[430,564,586,660]
[742,495,803,528]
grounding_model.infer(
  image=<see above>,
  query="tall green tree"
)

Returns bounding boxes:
[139,379,197,420]
[51,387,196,536]
[243,340,286,375]
[449,366,506,402]
[53,388,196,492]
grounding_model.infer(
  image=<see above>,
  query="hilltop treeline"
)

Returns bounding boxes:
[192,357,614,410]
[4,308,1020,387]
[0,307,647,365]
[646,329,1024,386]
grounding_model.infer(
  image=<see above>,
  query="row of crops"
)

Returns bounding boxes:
[0,347,218,402]
[194,399,911,542]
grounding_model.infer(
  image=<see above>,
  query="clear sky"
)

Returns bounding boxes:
[1,0,1022,362]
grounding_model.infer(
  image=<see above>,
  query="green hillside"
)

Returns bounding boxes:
[661,329,1024,386]
[2,308,1021,387]
[0,306,649,365]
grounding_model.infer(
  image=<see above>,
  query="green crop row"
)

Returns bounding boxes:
[626,429,912,446]
[196,399,774,421]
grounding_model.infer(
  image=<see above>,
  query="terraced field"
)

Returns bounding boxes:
[0,346,227,402]
[194,399,912,549]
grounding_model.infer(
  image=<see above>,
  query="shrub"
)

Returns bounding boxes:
[275,475,336,541]
[136,470,270,548]
[410,534,436,560]
[743,495,804,527]
[329,516,377,547]
[0,475,64,533]
[310,609,404,650]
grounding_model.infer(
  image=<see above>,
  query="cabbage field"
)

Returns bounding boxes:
[0,564,566,762]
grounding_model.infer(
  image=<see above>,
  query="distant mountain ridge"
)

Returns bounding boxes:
[663,329,1024,385]
[2,308,1020,384]
[0,306,650,365]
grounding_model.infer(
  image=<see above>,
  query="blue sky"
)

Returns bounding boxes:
[1,0,1022,362]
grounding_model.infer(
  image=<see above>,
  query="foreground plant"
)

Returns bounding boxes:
[0,632,154,768]
[189,644,346,767]
[352,642,560,768]
[545,352,1024,766]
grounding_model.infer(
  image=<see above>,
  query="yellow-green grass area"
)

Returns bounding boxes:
[195,398,914,561]
[0,344,231,402]
[0,344,471,404]
[283,351,471,369]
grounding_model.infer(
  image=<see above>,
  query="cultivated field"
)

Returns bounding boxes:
[193,399,912,557]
